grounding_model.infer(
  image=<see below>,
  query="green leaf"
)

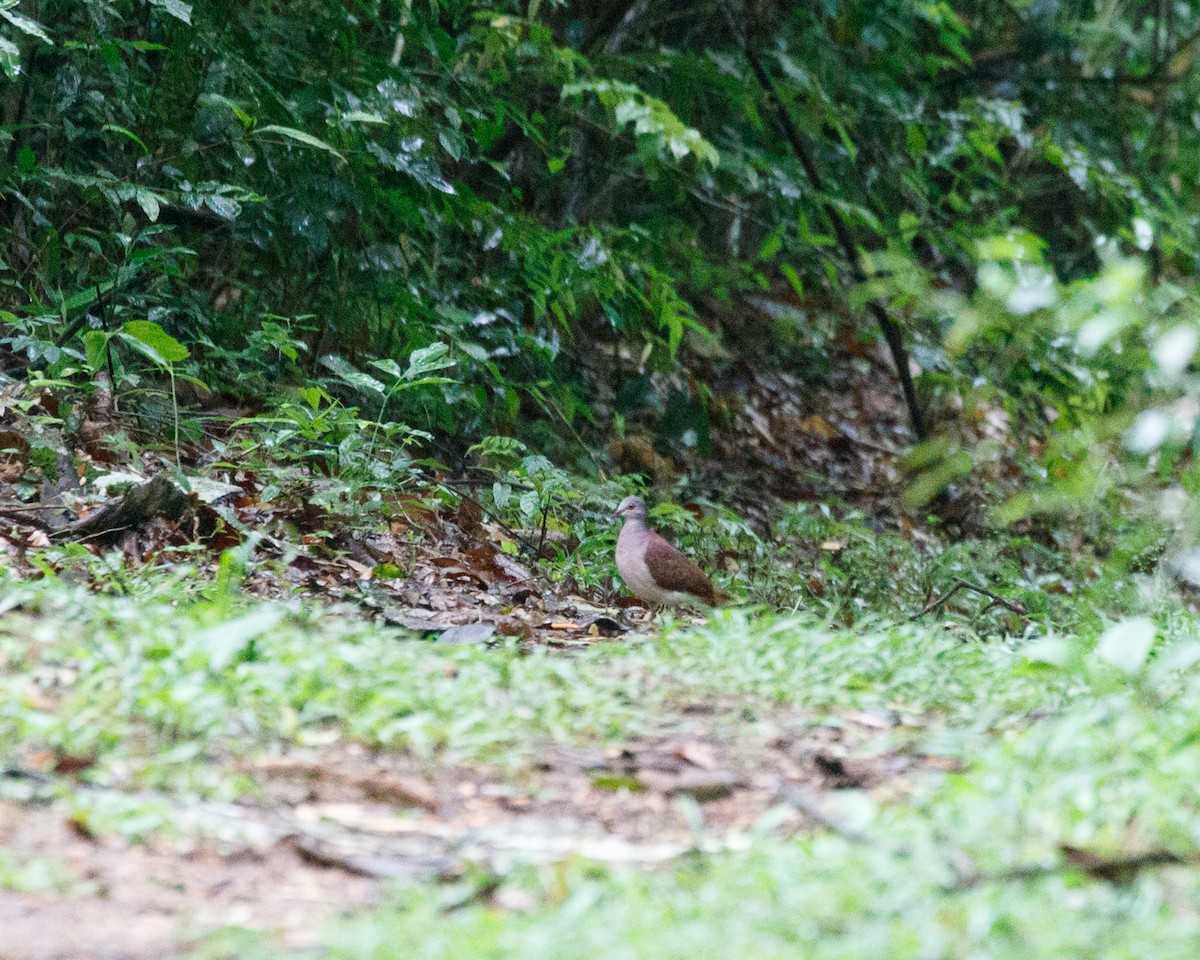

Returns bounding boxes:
[82,331,111,374]
[102,124,150,154]
[200,94,255,129]
[780,264,804,299]
[1095,617,1156,674]
[134,188,161,222]
[120,321,189,365]
[759,230,783,261]
[342,111,386,125]
[298,386,326,409]
[405,342,455,379]
[368,358,405,380]
[148,0,192,24]
[0,36,20,78]
[320,355,385,395]
[203,194,242,220]
[254,125,345,162]
[0,5,51,44]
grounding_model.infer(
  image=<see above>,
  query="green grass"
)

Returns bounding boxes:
[1,573,1082,782]
[4,571,1200,957]
[214,611,1200,960]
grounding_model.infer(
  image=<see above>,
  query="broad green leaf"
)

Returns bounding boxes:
[0,36,20,78]
[298,386,326,409]
[148,0,192,24]
[82,331,111,374]
[135,188,161,222]
[368,358,405,380]
[320,355,385,395]
[0,5,51,44]
[121,320,189,364]
[254,125,345,162]
[203,194,242,220]
[1095,617,1156,674]
[405,342,454,379]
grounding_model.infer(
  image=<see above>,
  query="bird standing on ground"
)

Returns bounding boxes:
[613,495,721,609]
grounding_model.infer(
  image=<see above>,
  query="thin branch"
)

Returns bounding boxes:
[725,1,927,440]
[952,847,1194,891]
[909,578,1027,623]
[434,481,543,559]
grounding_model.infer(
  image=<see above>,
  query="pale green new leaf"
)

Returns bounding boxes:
[1095,617,1156,674]
[120,321,189,365]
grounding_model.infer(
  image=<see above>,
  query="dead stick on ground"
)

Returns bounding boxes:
[951,848,1194,891]
[909,578,1027,623]
[51,475,192,547]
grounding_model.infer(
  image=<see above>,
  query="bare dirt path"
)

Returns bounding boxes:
[1,704,945,959]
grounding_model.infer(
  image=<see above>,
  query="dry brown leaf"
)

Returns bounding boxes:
[798,415,839,441]
[344,558,373,579]
[675,742,718,771]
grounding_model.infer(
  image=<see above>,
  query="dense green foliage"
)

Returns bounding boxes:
[8,0,1200,493]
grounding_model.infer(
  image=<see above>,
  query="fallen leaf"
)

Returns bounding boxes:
[344,558,373,579]
[438,623,496,645]
[675,741,718,770]
[798,415,839,441]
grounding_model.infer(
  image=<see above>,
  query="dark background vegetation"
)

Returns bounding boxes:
[6,0,1199,498]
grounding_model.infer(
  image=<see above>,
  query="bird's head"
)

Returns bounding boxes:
[613,495,648,521]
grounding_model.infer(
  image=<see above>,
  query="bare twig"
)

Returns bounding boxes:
[725,1,927,441]
[909,578,1027,623]
[434,482,542,558]
[952,847,1195,891]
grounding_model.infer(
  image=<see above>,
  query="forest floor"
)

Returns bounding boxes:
[1,346,1195,958]
[1,632,935,959]
[5,579,1200,960]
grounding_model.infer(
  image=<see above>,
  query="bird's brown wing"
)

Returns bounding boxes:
[644,531,717,604]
